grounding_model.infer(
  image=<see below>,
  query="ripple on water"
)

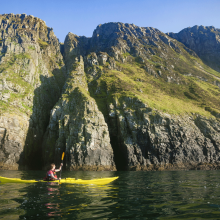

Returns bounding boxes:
[1,170,220,219]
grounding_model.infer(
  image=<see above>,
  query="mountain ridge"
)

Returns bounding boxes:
[167,25,220,72]
[0,13,220,171]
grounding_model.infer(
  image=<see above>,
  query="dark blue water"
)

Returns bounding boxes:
[1,170,220,219]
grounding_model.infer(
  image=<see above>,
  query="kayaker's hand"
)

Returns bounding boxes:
[59,177,61,180]
[61,163,63,166]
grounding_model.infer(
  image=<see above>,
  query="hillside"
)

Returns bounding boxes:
[168,25,220,73]
[0,14,220,171]
[0,13,66,169]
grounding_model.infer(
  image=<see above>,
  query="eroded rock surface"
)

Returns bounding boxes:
[42,39,116,170]
[0,13,65,169]
[106,97,220,170]
[168,25,220,72]
[0,113,29,169]
[0,15,220,171]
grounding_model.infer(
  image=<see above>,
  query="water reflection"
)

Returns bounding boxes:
[59,184,118,219]
[45,182,61,217]
[0,183,26,220]
[47,182,60,195]
[2,170,220,219]
[0,171,119,219]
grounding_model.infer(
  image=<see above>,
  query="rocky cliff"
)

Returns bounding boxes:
[42,42,116,170]
[0,14,220,171]
[64,22,220,170]
[0,13,65,169]
[167,25,220,73]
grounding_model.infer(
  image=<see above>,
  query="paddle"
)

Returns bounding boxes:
[59,152,65,183]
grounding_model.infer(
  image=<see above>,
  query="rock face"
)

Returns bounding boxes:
[0,113,29,169]
[0,13,65,169]
[106,97,220,171]
[0,15,220,171]
[63,22,220,171]
[167,25,220,72]
[42,35,116,171]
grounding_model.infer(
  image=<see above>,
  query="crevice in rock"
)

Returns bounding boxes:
[0,128,6,147]
[23,71,66,170]
[60,43,64,57]
[108,116,128,171]
[87,81,128,171]
[136,128,151,160]
[194,117,219,154]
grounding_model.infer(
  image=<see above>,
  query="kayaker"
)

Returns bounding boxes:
[44,163,63,181]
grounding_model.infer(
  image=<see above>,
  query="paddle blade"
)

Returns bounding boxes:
[61,152,65,161]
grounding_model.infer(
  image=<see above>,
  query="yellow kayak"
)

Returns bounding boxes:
[0,176,119,185]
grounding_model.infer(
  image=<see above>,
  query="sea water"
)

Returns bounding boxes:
[1,170,220,219]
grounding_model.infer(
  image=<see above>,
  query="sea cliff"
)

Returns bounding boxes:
[0,14,220,170]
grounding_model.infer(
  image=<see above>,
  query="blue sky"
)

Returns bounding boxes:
[1,0,220,42]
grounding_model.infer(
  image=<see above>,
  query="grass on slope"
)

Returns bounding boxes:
[0,53,34,115]
[90,59,220,118]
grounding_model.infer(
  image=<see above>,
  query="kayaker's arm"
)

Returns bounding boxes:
[55,163,63,172]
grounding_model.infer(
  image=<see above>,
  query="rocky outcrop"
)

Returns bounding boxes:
[105,97,220,171]
[0,13,65,169]
[0,15,220,171]
[0,113,29,169]
[42,35,116,171]
[90,22,177,61]
[82,23,218,84]
[167,25,220,72]
[80,23,220,171]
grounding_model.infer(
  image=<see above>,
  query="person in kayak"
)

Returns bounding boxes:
[44,163,63,181]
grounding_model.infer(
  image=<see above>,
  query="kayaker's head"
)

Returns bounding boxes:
[50,163,55,170]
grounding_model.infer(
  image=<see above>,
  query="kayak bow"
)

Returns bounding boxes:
[0,176,118,185]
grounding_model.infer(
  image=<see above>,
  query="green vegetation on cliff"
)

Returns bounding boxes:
[1,15,220,171]
[0,53,34,115]
[38,38,48,50]
[89,54,220,118]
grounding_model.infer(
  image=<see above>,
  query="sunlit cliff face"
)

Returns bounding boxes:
[0,14,220,171]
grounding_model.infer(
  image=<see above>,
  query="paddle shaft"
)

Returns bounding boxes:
[59,166,62,184]
[59,152,65,183]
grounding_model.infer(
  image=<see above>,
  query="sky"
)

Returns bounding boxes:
[1,0,220,42]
